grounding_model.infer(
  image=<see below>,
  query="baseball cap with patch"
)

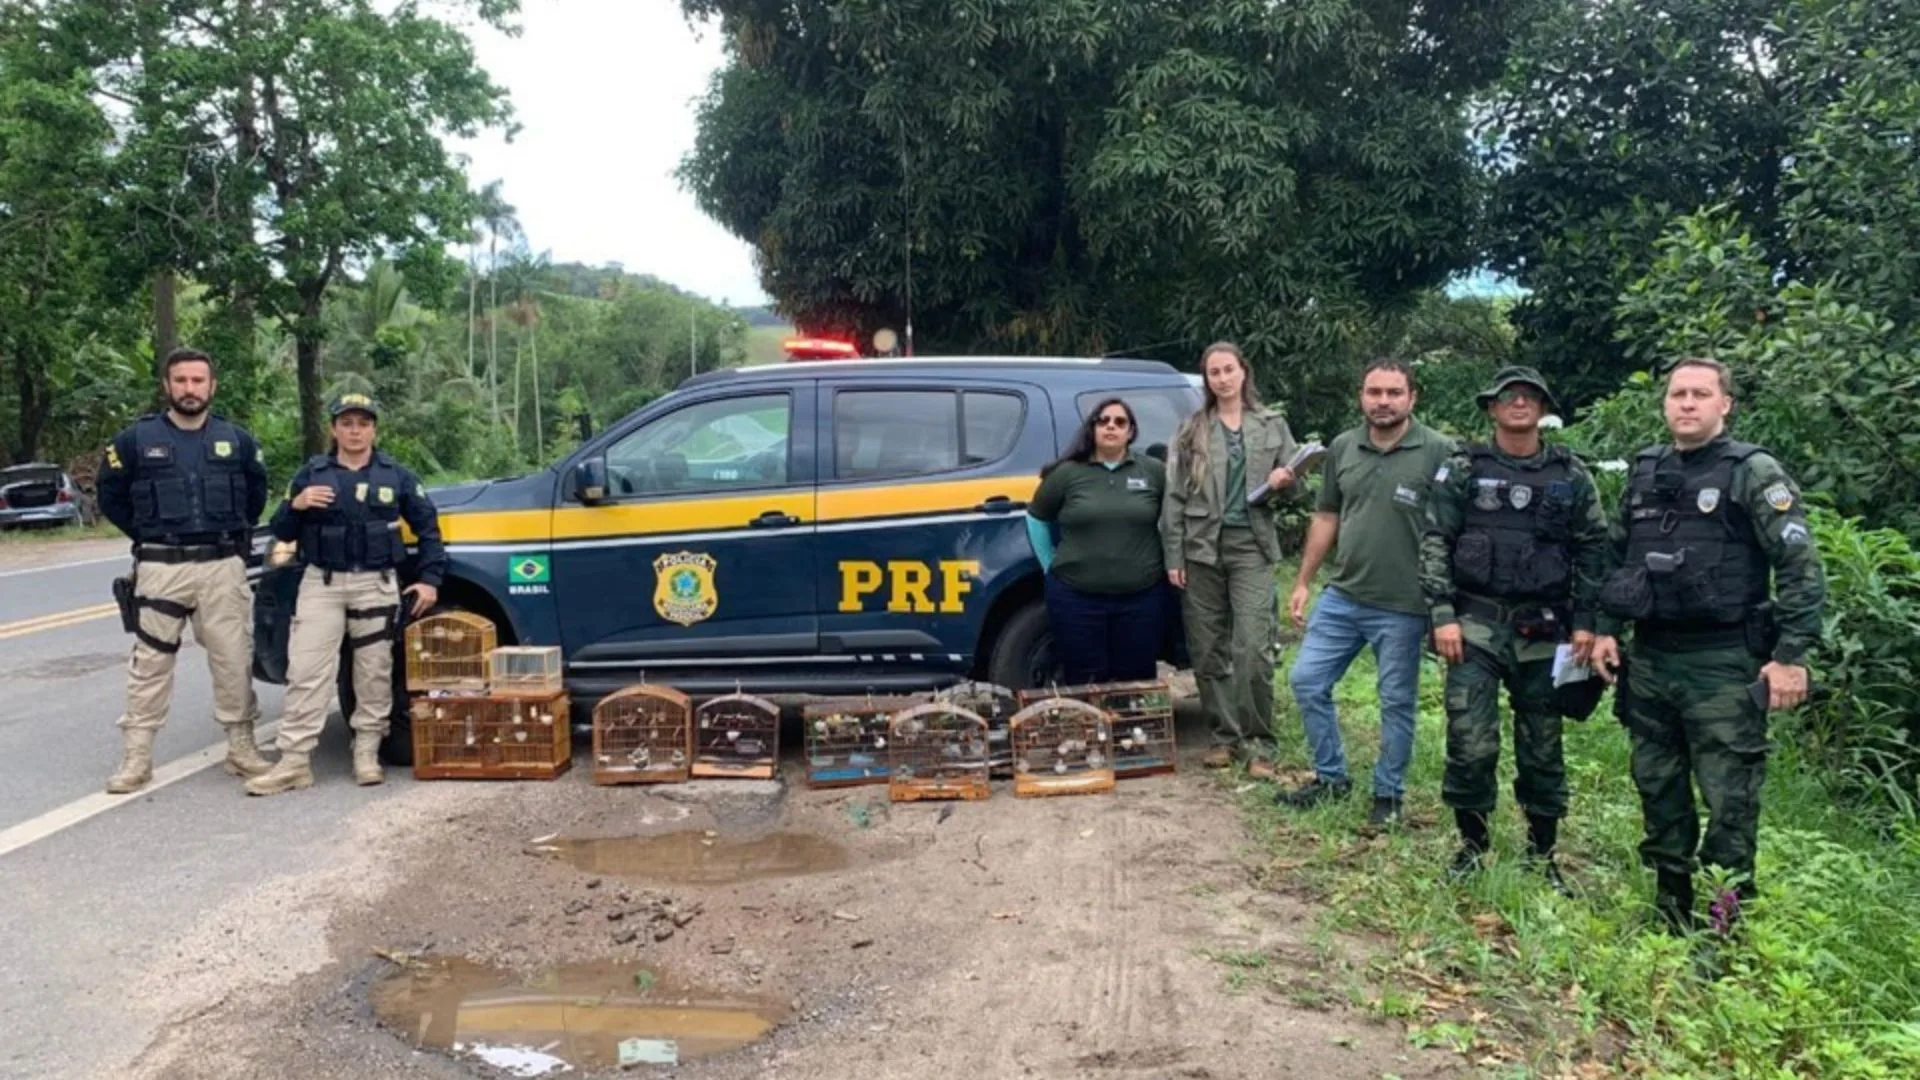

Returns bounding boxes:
[328,392,380,421]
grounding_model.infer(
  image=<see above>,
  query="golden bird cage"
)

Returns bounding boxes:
[1008,696,1115,798]
[403,611,496,692]
[590,684,692,785]
[933,681,1017,778]
[1020,680,1176,779]
[691,692,781,780]
[802,695,921,789]
[411,691,571,780]
[487,645,565,698]
[887,702,991,802]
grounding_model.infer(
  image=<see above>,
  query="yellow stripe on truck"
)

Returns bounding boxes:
[815,475,1038,520]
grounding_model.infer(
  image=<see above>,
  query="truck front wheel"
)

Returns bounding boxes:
[985,600,1062,691]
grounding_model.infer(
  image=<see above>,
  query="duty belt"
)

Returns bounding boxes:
[1636,623,1748,653]
[1455,594,1557,624]
[135,541,240,564]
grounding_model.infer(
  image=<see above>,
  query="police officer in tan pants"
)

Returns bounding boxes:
[97,347,274,794]
[247,394,446,794]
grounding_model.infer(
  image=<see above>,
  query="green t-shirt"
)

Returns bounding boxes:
[1028,452,1168,594]
[1220,420,1249,528]
[1316,419,1456,615]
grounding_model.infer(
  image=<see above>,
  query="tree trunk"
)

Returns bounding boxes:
[488,236,499,425]
[530,324,542,460]
[511,333,523,446]
[153,268,178,362]
[296,329,325,456]
[466,257,478,379]
[12,344,47,463]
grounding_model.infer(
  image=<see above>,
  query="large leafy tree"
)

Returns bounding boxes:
[679,0,1543,431]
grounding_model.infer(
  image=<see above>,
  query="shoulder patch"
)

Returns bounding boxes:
[1764,482,1795,512]
[1433,463,1450,483]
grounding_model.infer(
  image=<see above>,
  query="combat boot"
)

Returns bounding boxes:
[352,734,385,786]
[106,729,157,795]
[1654,869,1698,935]
[245,751,313,796]
[222,724,275,778]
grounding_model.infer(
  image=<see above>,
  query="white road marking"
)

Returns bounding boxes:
[0,553,127,579]
[0,722,281,860]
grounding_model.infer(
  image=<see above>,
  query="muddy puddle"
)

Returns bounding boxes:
[545,830,853,885]
[372,956,788,1076]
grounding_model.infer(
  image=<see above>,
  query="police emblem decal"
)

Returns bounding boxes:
[1473,480,1503,511]
[1697,487,1721,513]
[377,486,394,504]
[213,440,233,458]
[1509,484,1533,510]
[1764,482,1795,512]
[653,551,719,626]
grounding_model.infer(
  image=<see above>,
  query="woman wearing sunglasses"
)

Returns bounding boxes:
[1162,341,1308,776]
[1025,397,1170,684]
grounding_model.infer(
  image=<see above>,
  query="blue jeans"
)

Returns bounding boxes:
[1044,575,1168,684]
[1288,586,1428,798]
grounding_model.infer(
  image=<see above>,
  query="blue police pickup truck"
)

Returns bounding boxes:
[252,356,1201,763]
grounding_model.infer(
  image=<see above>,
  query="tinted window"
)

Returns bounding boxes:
[963,391,1024,464]
[605,393,790,496]
[1075,387,1200,457]
[834,391,961,480]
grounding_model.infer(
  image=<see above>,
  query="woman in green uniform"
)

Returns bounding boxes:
[1026,397,1170,684]
[1162,342,1307,774]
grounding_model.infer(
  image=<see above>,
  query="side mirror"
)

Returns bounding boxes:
[574,457,609,505]
[1144,443,1168,462]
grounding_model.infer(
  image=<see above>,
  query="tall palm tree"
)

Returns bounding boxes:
[472,181,518,428]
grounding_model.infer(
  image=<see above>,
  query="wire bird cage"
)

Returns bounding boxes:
[933,681,1017,778]
[1008,696,1115,798]
[403,611,496,692]
[591,684,692,785]
[692,692,780,780]
[887,702,991,802]
[802,695,921,788]
[411,691,571,780]
[487,646,564,698]
[1021,680,1176,778]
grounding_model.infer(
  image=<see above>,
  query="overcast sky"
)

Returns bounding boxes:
[452,1,770,307]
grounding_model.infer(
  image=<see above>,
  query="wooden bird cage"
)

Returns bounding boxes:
[1020,680,1175,779]
[934,681,1017,778]
[590,684,692,785]
[412,691,571,780]
[692,692,780,780]
[403,611,496,692]
[487,645,564,698]
[887,702,991,802]
[1008,696,1115,798]
[802,695,920,789]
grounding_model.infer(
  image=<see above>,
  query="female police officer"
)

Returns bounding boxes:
[246,393,447,794]
[1162,341,1307,776]
[1026,397,1171,684]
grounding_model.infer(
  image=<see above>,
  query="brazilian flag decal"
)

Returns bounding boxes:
[508,553,551,585]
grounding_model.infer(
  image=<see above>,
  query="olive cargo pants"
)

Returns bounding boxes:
[1441,618,1568,818]
[1182,526,1278,753]
[120,556,262,734]
[275,568,402,755]
[1617,644,1769,883]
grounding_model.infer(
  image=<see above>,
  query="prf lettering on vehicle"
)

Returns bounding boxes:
[837,559,981,613]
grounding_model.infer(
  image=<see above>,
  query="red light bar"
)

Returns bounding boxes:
[782,336,860,360]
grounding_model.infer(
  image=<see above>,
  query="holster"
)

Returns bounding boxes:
[1744,603,1778,659]
[112,574,139,634]
[1610,654,1633,723]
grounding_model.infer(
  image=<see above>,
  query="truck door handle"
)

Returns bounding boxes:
[749,510,801,528]
[974,495,1027,514]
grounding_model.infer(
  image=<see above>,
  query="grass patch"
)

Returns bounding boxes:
[0,520,121,545]
[1244,589,1920,1077]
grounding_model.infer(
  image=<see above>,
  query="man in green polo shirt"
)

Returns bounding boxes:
[1278,359,1457,825]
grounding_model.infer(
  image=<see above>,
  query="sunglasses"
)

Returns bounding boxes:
[1496,388,1543,406]
[1095,414,1131,428]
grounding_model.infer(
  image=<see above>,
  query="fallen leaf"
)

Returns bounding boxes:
[832,911,862,923]
[528,832,558,845]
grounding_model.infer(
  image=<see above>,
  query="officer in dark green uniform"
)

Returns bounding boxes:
[1421,367,1610,890]
[1591,357,1825,933]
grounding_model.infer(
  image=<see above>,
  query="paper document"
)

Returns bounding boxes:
[1552,644,1592,688]
[1247,441,1328,505]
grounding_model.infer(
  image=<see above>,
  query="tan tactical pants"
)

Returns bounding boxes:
[276,568,401,755]
[120,556,261,733]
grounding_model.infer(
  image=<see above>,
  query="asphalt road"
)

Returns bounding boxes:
[0,540,410,1079]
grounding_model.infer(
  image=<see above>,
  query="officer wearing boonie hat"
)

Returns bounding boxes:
[247,392,446,794]
[1420,365,1611,891]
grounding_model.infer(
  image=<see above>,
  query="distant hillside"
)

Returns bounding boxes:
[734,305,786,328]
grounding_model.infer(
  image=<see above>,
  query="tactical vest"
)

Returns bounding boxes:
[295,452,409,573]
[127,414,253,542]
[1601,441,1770,627]
[1450,446,1578,603]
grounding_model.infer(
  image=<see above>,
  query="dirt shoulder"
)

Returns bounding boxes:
[126,711,1461,1080]
[0,532,125,570]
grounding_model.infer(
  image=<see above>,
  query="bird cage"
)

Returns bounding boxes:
[591,684,692,785]
[1021,680,1176,779]
[802,695,920,789]
[1008,696,1115,798]
[487,645,564,698]
[412,690,571,780]
[934,681,1017,778]
[403,611,496,691]
[887,702,991,802]
[692,692,780,780]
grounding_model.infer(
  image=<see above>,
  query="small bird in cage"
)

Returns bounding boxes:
[1053,760,1068,775]
[669,749,685,767]
[514,730,528,743]
[873,735,887,750]
[627,745,651,767]
[726,729,741,743]
[737,738,764,757]
[1087,749,1105,768]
